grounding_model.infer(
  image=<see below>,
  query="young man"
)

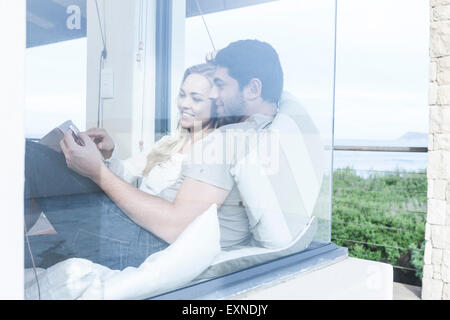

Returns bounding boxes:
[209,39,283,123]
[55,39,284,266]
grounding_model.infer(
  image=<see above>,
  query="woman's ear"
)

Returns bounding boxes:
[243,78,262,101]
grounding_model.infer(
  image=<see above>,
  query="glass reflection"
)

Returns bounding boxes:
[24,0,335,300]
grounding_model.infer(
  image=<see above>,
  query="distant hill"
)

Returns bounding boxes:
[397,132,428,140]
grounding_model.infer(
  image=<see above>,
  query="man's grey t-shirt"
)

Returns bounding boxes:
[157,114,274,249]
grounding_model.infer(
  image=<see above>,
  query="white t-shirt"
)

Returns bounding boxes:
[104,145,186,196]
[103,130,254,249]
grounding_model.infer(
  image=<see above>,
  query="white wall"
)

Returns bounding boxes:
[86,0,157,159]
[0,0,25,299]
[86,0,188,158]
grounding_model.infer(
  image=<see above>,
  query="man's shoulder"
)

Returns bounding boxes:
[217,114,274,133]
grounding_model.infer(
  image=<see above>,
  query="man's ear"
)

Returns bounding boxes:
[243,78,262,101]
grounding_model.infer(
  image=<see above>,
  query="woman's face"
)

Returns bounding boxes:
[177,73,214,130]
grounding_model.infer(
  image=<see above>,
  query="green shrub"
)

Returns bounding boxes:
[332,168,426,280]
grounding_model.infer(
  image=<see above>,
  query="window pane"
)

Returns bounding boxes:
[181,0,335,285]
[331,0,428,285]
[334,0,429,144]
[185,0,335,244]
[24,0,336,300]
[25,39,87,138]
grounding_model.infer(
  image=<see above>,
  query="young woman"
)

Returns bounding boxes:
[85,63,220,198]
[24,63,224,270]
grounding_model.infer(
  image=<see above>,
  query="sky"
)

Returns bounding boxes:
[25,0,430,143]
[25,38,87,137]
[334,0,429,141]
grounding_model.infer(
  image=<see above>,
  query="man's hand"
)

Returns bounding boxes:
[85,128,115,160]
[59,129,106,181]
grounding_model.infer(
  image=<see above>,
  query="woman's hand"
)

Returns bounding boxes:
[59,130,106,181]
[85,128,115,160]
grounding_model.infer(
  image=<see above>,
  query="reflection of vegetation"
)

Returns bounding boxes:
[331,168,427,280]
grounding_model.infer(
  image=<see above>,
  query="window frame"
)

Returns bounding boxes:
[154,0,173,141]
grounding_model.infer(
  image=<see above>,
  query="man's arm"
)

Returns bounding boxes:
[93,167,229,243]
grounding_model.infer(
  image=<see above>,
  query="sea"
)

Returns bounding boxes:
[333,133,428,175]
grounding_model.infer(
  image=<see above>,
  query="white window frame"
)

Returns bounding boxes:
[0,0,26,299]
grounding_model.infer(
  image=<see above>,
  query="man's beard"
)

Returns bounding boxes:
[217,93,247,127]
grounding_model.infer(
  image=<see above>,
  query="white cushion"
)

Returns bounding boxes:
[24,203,221,300]
[231,146,294,249]
[194,216,318,282]
[189,92,325,282]
[230,91,324,249]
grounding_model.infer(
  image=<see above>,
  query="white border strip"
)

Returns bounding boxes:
[0,0,25,299]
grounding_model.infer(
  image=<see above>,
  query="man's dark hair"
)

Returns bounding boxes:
[213,39,284,103]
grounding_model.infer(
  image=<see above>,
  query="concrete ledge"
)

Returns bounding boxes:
[229,257,393,300]
[153,243,348,300]
[393,282,421,300]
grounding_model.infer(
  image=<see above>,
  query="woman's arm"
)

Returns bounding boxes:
[60,130,229,244]
[93,166,229,243]
[103,146,148,187]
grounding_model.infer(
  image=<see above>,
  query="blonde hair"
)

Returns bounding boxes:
[142,63,217,176]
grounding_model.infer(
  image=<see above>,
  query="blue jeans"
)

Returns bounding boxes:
[24,140,169,270]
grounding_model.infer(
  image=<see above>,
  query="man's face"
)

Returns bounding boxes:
[209,67,247,120]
